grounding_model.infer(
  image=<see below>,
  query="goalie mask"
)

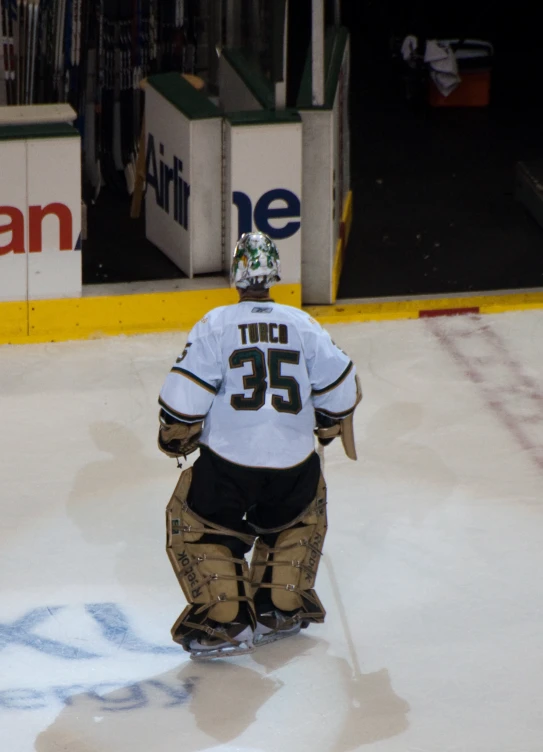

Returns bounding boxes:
[231,232,281,290]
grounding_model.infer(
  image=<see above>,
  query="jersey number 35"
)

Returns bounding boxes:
[229,347,302,415]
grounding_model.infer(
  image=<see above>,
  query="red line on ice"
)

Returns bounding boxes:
[427,316,543,473]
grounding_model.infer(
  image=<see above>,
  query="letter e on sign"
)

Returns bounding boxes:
[254,189,301,240]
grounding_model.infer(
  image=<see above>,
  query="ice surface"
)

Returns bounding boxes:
[2,312,543,751]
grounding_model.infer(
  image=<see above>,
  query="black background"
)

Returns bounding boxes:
[84,1,543,297]
[335,1,543,297]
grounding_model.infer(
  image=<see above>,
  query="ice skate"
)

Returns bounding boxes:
[188,623,255,660]
[253,609,309,647]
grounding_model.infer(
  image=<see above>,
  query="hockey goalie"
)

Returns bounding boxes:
[157,231,361,659]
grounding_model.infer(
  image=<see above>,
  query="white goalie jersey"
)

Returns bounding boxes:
[159,300,359,469]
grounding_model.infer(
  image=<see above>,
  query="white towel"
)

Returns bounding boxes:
[424,40,461,97]
[401,35,419,63]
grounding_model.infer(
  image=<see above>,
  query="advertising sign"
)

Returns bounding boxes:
[226,118,303,286]
[145,84,222,277]
[0,133,81,302]
[0,140,28,302]
[27,137,81,299]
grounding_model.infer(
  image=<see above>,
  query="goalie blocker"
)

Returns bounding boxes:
[158,410,202,458]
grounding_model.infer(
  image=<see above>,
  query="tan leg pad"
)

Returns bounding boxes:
[250,473,327,619]
[166,467,256,624]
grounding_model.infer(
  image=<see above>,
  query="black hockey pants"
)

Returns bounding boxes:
[187,445,321,617]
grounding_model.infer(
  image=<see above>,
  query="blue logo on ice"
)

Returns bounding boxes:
[233,189,301,240]
[146,134,190,230]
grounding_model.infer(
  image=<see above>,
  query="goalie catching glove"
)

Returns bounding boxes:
[314,375,362,460]
[158,410,203,458]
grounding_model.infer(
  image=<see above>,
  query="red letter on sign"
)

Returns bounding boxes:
[0,207,26,255]
[29,203,73,253]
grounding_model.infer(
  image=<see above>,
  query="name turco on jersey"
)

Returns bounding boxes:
[237,322,289,345]
[159,301,358,468]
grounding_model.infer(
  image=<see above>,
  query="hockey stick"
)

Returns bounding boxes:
[7,0,16,103]
[1,0,9,105]
[318,442,363,681]
[26,0,35,102]
[16,0,22,104]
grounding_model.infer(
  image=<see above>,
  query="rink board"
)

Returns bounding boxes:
[1,286,543,345]
[0,283,302,344]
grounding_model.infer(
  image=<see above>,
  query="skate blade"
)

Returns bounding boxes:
[253,627,302,648]
[189,643,255,661]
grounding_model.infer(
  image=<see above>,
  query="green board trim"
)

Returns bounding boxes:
[226,108,301,126]
[0,122,79,141]
[147,72,222,120]
[297,26,349,110]
[222,48,275,110]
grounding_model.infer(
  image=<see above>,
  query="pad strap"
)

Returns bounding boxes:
[166,468,257,646]
[249,474,328,620]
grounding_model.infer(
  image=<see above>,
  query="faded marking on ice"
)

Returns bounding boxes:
[0,607,99,660]
[0,603,187,713]
[0,679,193,712]
[86,603,179,655]
[0,603,178,660]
